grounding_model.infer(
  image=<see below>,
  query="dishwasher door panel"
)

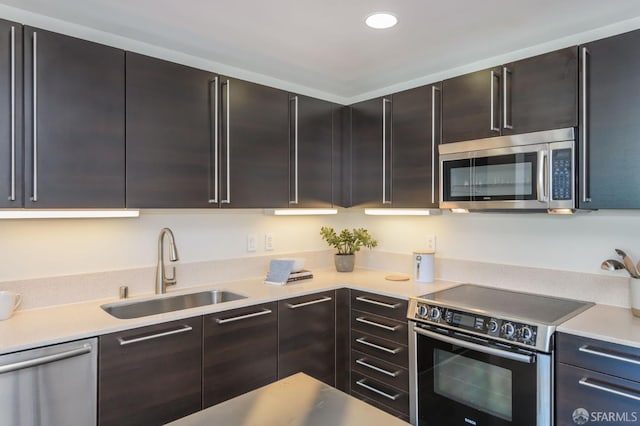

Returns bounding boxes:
[0,337,98,426]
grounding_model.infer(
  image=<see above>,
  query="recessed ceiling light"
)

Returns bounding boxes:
[365,12,398,29]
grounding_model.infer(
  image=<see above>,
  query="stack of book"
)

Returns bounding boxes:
[287,270,313,283]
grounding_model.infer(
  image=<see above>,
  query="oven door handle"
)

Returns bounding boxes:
[413,326,536,364]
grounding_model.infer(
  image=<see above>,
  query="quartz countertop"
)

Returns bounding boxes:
[167,372,410,426]
[557,303,640,349]
[0,268,457,355]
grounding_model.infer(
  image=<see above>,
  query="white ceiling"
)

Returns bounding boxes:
[3,0,640,102]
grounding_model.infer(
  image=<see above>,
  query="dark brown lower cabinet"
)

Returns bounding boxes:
[555,332,640,426]
[349,290,409,420]
[98,317,202,426]
[203,302,278,407]
[278,290,336,386]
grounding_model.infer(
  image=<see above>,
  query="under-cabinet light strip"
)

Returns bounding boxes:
[264,209,338,216]
[364,209,440,216]
[0,210,140,219]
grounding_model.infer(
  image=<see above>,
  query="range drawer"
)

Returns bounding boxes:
[351,290,408,322]
[351,371,409,416]
[351,349,409,392]
[351,309,408,345]
[556,332,640,382]
[555,362,640,426]
[352,330,408,367]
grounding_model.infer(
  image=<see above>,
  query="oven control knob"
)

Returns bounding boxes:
[429,307,442,320]
[417,305,429,318]
[501,322,515,337]
[488,319,499,333]
[521,326,533,341]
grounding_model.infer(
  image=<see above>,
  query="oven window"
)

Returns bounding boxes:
[434,348,513,421]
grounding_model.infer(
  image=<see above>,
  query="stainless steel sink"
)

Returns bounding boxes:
[101,290,247,319]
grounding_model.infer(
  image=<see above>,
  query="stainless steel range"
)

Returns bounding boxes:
[407,284,593,426]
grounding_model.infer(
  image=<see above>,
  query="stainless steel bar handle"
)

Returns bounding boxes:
[355,379,401,401]
[215,308,272,324]
[581,47,591,203]
[31,32,38,202]
[413,326,535,364]
[0,344,92,374]
[290,95,299,204]
[355,358,401,377]
[221,79,231,204]
[209,76,219,204]
[355,296,400,309]
[117,325,193,346]
[431,85,440,204]
[286,296,332,309]
[579,377,640,401]
[537,150,548,202]
[355,337,402,355]
[355,316,400,332]
[490,70,500,132]
[8,26,15,201]
[382,98,392,204]
[503,66,513,130]
[579,345,640,366]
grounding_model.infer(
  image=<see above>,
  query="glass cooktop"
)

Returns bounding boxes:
[420,284,594,325]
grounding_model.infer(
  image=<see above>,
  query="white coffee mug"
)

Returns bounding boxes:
[0,291,21,320]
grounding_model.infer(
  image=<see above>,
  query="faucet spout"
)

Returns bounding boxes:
[156,227,180,294]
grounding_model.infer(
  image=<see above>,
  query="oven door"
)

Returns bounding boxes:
[410,323,551,426]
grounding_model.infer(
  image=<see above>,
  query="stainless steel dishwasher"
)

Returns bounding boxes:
[0,337,98,426]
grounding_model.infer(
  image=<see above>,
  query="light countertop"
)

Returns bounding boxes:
[3,267,640,355]
[0,268,456,355]
[167,372,410,426]
[557,303,640,349]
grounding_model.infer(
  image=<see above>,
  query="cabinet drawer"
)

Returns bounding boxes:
[351,309,408,345]
[203,302,278,407]
[352,330,408,367]
[351,391,411,422]
[556,333,640,382]
[556,363,640,426]
[351,349,409,392]
[351,290,408,321]
[351,371,409,416]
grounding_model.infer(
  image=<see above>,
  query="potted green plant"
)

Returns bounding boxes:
[320,227,378,272]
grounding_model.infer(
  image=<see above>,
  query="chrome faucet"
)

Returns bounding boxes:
[155,227,180,294]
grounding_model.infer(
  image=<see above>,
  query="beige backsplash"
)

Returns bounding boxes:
[0,250,631,311]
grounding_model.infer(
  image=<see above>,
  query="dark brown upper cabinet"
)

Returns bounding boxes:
[579,29,640,209]
[350,84,441,208]
[218,76,289,208]
[288,94,335,208]
[23,27,125,208]
[0,20,22,208]
[391,84,441,208]
[126,53,217,208]
[442,47,578,144]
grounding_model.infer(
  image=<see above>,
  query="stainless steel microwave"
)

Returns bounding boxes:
[439,128,576,212]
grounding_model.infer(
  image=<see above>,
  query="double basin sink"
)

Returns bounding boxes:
[101,290,247,319]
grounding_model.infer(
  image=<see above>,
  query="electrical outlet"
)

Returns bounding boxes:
[265,233,274,251]
[426,235,436,252]
[247,234,257,252]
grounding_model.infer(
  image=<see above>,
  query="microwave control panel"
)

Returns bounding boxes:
[551,148,572,201]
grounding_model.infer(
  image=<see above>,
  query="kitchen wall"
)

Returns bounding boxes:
[2,209,640,284]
